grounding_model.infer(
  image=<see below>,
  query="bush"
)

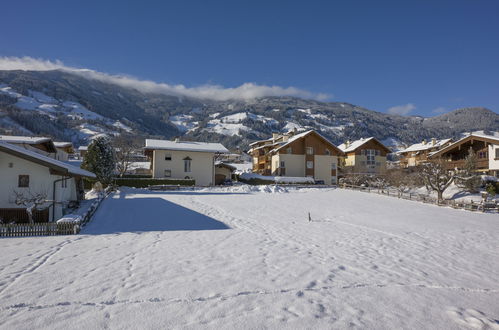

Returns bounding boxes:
[114,178,195,188]
[238,177,276,185]
[84,177,195,189]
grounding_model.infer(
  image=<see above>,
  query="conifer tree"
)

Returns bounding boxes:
[82,135,116,184]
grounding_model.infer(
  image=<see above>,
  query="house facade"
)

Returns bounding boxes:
[338,137,391,175]
[144,139,229,186]
[249,130,343,184]
[428,133,499,176]
[0,142,95,223]
[54,142,75,161]
[398,138,452,168]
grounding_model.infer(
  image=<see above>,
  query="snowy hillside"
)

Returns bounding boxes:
[0,188,498,329]
[0,70,498,148]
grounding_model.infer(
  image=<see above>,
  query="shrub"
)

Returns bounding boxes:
[114,178,195,188]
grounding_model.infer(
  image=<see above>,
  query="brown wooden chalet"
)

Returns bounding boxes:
[428,133,499,175]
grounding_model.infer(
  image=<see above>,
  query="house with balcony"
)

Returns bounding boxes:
[398,138,452,168]
[249,130,343,184]
[337,137,391,175]
[144,138,229,186]
[428,133,499,176]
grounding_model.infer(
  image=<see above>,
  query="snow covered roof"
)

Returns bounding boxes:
[215,161,237,171]
[53,141,73,148]
[78,146,88,151]
[429,133,499,158]
[338,137,391,153]
[399,138,452,154]
[145,139,229,153]
[0,135,52,145]
[0,142,96,178]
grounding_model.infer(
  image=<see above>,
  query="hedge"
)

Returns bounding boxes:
[84,178,195,189]
[237,177,276,185]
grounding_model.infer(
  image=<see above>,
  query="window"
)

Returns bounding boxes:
[183,157,192,172]
[496,149,499,159]
[280,161,285,168]
[306,147,314,155]
[165,154,172,161]
[331,177,337,184]
[306,161,314,169]
[478,151,487,159]
[164,169,171,177]
[331,163,337,170]
[376,162,381,167]
[325,149,331,156]
[62,178,68,188]
[365,149,376,165]
[286,147,292,154]
[18,175,29,188]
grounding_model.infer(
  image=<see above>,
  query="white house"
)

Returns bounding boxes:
[144,139,229,186]
[0,142,96,223]
[53,142,75,161]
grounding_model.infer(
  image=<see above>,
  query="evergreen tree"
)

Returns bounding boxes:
[81,135,116,184]
[455,147,481,193]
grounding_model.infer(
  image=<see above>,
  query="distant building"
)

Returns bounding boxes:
[78,146,88,159]
[144,138,229,186]
[214,162,236,185]
[338,137,391,175]
[249,130,343,184]
[428,133,499,176]
[0,142,95,223]
[398,138,452,168]
[53,142,75,161]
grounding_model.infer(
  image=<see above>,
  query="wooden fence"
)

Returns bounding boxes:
[0,188,113,238]
[339,184,498,213]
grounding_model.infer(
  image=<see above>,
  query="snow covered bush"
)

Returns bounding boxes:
[82,135,116,184]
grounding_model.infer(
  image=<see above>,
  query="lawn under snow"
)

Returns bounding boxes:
[0,187,498,329]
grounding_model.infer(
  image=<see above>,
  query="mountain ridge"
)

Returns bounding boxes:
[0,70,497,151]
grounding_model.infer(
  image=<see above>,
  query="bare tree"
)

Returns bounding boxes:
[455,147,481,193]
[112,135,142,177]
[13,190,49,224]
[385,169,418,196]
[420,159,454,203]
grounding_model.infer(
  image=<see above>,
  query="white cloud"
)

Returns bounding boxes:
[0,56,331,101]
[387,103,416,116]
[432,106,447,114]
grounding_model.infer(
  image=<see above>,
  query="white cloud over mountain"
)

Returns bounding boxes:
[387,103,416,116]
[0,56,331,101]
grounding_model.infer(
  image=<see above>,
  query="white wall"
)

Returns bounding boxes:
[489,144,499,171]
[314,155,336,184]
[0,151,78,221]
[152,149,215,186]
[274,154,306,177]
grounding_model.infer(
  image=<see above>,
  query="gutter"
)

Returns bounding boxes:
[52,176,70,222]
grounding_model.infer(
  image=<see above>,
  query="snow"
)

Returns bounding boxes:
[0,188,498,329]
[400,138,452,153]
[338,137,375,153]
[112,121,133,133]
[145,139,229,153]
[169,114,198,133]
[62,101,103,120]
[240,172,315,184]
[227,162,252,174]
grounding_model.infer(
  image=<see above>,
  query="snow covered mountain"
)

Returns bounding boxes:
[0,70,497,149]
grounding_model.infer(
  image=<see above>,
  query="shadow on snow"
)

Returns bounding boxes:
[82,196,230,235]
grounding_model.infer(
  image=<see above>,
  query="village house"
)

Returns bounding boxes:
[0,141,96,223]
[337,137,391,175]
[398,138,453,168]
[144,138,229,186]
[214,162,236,185]
[0,135,57,158]
[53,142,75,161]
[428,133,499,176]
[249,130,343,184]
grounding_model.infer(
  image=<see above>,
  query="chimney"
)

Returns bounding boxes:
[272,132,280,140]
[345,140,351,148]
[431,138,436,146]
[422,139,426,145]
[174,137,180,143]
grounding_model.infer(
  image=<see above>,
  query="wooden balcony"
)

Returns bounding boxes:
[442,158,489,170]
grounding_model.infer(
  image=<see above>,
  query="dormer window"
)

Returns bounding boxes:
[306,147,314,155]
[325,149,331,155]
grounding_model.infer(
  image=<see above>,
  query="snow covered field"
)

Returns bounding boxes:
[1,188,498,329]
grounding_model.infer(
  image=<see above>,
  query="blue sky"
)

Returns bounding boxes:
[0,0,498,116]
